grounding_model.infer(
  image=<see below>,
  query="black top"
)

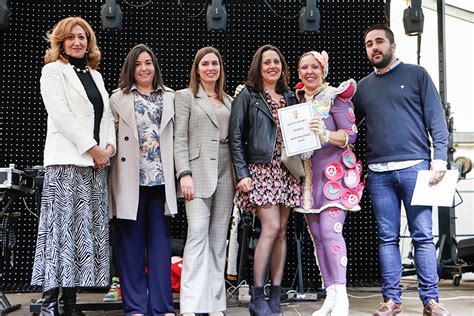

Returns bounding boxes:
[68,55,104,144]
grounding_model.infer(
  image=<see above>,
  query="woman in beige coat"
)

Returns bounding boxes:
[109,44,176,316]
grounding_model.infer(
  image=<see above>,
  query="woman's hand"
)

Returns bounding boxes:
[234,84,245,97]
[105,144,114,157]
[88,145,110,169]
[309,115,330,143]
[237,177,252,193]
[180,174,195,201]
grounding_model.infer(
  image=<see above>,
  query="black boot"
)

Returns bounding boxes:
[60,287,85,316]
[41,288,59,316]
[249,286,277,316]
[268,285,283,315]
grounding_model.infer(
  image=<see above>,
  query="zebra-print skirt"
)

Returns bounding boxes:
[31,165,110,291]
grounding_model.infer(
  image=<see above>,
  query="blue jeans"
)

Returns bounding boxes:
[367,160,439,305]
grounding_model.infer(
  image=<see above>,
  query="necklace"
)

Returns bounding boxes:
[71,64,89,73]
[207,94,217,98]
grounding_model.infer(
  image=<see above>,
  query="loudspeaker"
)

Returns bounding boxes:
[457,238,474,264]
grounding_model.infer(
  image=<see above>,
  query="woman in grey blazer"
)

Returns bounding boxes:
[174,46,234,316]
[109,44,176,316]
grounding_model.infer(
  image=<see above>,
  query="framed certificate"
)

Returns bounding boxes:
[277,102,321,157]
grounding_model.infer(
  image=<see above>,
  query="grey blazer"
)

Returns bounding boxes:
[109,87,178,220]
[174,87,233,199]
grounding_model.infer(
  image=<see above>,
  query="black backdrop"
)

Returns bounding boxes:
[0,0,385,291]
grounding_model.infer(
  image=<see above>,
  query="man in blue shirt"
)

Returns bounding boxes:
[354,24,451,316]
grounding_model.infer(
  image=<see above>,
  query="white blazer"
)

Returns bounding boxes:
[40,60,116,167]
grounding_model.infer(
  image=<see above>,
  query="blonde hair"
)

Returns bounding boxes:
[44,16,101,69]
[189,46,228,101]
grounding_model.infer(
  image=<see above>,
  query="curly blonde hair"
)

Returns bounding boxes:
[44,16,101,69]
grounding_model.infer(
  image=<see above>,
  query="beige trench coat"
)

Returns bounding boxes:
[108,87,178,220]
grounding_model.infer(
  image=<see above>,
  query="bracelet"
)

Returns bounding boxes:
[321,128,330,143]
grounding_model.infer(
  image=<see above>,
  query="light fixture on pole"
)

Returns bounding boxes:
[299,0,320,33]
[206,0,227,31]
[403,0,424,35]
[101,0,123,30]
[0,0,10,30]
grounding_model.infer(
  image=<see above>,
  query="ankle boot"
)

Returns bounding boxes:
[41,288,59,316]
[330,284,349,316]
[268,285,283,315]
[312,285,335,316]
[249,286,278,316]
[60,287,85,316]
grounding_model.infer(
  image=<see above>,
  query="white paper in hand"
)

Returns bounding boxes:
[411,170,458,207]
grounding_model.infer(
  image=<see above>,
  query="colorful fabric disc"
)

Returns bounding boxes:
[342,149,356,168]
[341,188,360,208]
[328,208,340,218]
[347,108,356,123]
[324,161,344,181]
[331,243,342,254]
[355,160,363,175]
[323,181,342,200]
[340,256,348,267]
[333,222,343,233]
[344,169,359,188]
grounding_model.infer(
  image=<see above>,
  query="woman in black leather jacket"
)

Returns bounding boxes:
[229,44,301,316]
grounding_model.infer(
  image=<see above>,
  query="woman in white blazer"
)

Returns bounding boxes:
[30,17,116,316]
[174,46,234,316]
[109,44,176,316]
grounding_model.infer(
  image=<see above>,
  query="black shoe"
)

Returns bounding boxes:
[41,288,59,316]
[268,285,283,315]
[60,287,85,316]
[249,286,278,316]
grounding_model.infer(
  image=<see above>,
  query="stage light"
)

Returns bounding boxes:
[0,0,10,30]
[101,0,123,30]
[299,0,320,33]
[206,0,227,31]
[403,0,424,36]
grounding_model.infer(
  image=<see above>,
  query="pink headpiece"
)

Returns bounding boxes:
[308,50,329,78]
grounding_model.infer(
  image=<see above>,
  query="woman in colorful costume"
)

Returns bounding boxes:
[294,51,363,316]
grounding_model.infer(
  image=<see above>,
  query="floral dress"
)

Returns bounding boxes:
[234,90,301,212]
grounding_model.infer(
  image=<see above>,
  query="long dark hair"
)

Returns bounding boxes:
[245,44,290,94]
[118,44,164,94]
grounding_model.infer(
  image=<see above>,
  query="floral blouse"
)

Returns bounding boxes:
[132,85,165,186]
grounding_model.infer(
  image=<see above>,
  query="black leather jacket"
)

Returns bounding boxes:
[229,87,297,181]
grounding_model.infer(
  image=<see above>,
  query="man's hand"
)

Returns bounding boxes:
[429,160,447,186]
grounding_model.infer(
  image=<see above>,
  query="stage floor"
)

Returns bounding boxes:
[4,276,474,315]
